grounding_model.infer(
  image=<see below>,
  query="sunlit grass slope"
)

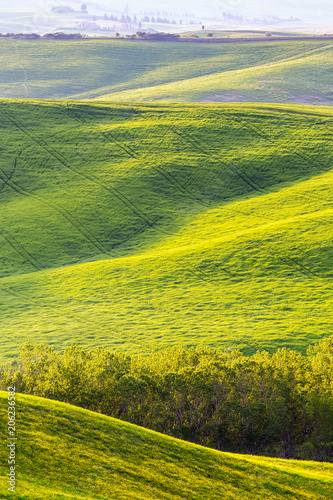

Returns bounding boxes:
[98,43,333,104]
[0,38,332,105]
[0,392,332,500]
[0,101,333,359]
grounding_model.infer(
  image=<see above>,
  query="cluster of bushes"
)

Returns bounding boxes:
[41,33,83,39]
[51,6,74,13]
[1,337,332,461]
[0,33,83,39]
[134,32,181,40]
[0,33,40,39]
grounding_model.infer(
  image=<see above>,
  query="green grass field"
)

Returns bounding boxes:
[98,43,333,104]
[0,391,332,499]
[182,30,306,38]
[0,38,332,104]
[1,100,333,360]
[1,30,333,498]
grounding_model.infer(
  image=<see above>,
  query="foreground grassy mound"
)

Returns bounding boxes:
[2,339,332,461]
[0,101,333,359]
[0,38,332,104]
[0,392,332,499]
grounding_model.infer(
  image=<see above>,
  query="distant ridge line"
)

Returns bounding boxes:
[1,34,333,44]
[134,35,333,44]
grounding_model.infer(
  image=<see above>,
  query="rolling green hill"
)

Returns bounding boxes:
[0,38,332,104]
[100,43,333,104]
[0,100,333,360]
[0,391,332,499]
[181,30,307,39]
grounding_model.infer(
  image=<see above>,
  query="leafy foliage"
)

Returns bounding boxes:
[2,337,333,462]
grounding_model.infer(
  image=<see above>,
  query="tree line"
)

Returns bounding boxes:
[0,33,83,39]
[1,337,332,462]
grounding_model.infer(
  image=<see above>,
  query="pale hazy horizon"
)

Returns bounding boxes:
[0,0,332,19]
[0,0,332,33]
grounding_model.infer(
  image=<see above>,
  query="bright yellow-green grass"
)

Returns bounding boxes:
[0,391,332,499]
[98,43,333,104]
[0,100,333,360]
[0,38,332,105]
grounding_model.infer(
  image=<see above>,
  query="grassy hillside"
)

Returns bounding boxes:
[0,38,332,104]
[0,391,332,499]
[0,100,333,360]
[183,30,307,38]
[98,43,333,104]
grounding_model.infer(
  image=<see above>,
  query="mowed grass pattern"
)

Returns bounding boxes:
[0,38,333,105]
[0,101,333,359]
[0,392,332,499]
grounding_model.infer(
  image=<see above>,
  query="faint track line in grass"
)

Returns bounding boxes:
[85,107,225,209]
[255,105,333,120]
[278,252,332,280]
[229,114,333,255]
[136,108,332,282]
[188,112,332,197]
[0,226,44,271]
[152,125,233,200]
[141,108,333,281]
[65,103,138,159]
[132,111,249,204]
[101,128,138,159]
[230,113,332,174]
[109,224,148,250]
[202,113,333,279]
[186,262,235,280]
[140,111,265,195]
[167,121,265,193]
[0,285,105,330]
[140,121,214,206]
[0,158,111,256]
[50,106,162,230]
[250,239,325,280]
[141,127,212,206]
[273,255,317,279]
[66,104,210,208]
[7,106,171,250]
[0,286,41,306]
[0,153,17,195]
[225,114,333,225]
[179,265,215,284]
[0,106,158,232]
[1,108,175,255]
[68,106,204,236]
[287,257,321,278]
[152,165,211,207]
[179,112,330,200]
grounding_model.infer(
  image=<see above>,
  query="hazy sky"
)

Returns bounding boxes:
[0,0,332,22]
